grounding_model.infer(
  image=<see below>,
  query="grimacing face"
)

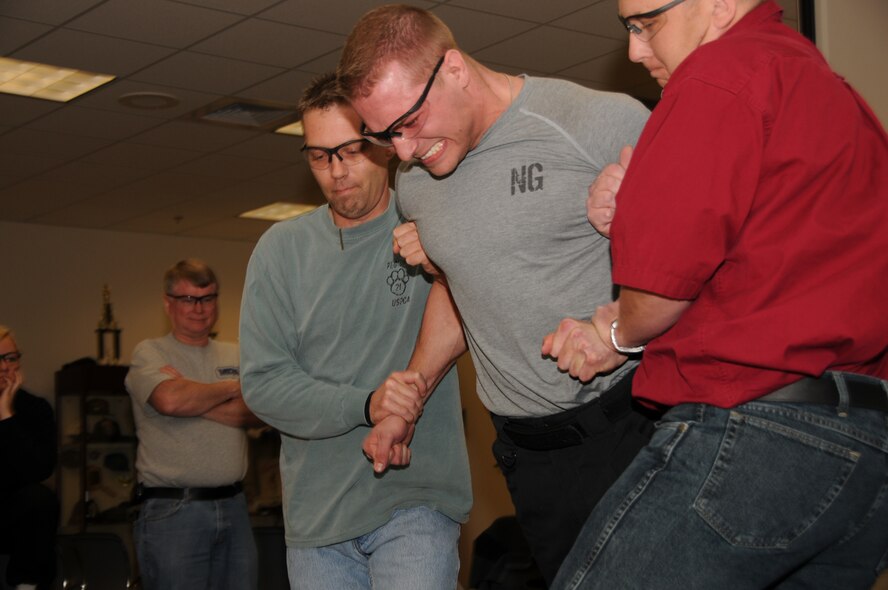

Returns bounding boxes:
[351,54,477,178]
[302,103,392,228]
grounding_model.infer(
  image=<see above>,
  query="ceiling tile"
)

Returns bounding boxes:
[0,16,52,54]
[431,5,537,53]
[548,2,628,40]
[474,25,624,74]
[31,198,147,229]
[0,127,111,159]
[130,51,284,95]
[128,120,262,152]
[26,105,165,141]
[83,142,203,171]
[0,179,103,221]
[293,49,341,75]
[39,160,154,190]
[258,0,435,35]
[446,0,598,23]
[192,19,343,69]
[0,94,62,126]
[14,28,175,76]
[74,80,219,121]
[67,0,241,48]
[175,0,282,16]
[111,205,227,235]
[237,69,320,105]
[220,133,303,163]
[168,153,292,180]
[0,0,107,26]
[0,152,65,178]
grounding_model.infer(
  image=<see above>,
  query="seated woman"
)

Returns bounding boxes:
[0,325,58,590]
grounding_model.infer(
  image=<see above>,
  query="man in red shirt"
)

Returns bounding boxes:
[545,0,888,588]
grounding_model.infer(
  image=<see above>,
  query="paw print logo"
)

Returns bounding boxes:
[387,267,409,296]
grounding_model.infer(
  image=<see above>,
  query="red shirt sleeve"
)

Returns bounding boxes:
[611,78,763,301]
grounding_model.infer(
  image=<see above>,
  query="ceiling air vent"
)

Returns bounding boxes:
[190,98,299,131]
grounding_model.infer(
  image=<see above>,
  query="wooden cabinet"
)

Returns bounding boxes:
[55,361,135,532]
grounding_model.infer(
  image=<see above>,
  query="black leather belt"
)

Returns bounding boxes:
[758,373,888,412]
[135,481,243,502]
[496,369,636,451]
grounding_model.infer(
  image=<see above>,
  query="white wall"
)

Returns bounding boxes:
[0,220,255,402]
[815,0,888,125]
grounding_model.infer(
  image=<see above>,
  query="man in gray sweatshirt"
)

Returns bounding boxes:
[239,72,471,590]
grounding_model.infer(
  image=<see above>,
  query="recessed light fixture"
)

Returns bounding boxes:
[274,120,304,136]
[0,57,114,102]
[239,202,317,221]
[118,91,180,110]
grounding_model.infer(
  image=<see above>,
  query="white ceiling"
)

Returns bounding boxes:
[0,0,799,243]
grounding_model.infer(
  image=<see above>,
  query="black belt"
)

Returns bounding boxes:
[135,481,243,502]
[495,369,636,451]
[758,373,888,412]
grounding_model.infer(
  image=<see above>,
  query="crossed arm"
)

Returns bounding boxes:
[149,366,264,428]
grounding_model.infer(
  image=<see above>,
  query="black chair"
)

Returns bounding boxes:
[468,516,545,590]
[254,526,289,590]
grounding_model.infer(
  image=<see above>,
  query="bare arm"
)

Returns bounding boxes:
[606,287,691,350]
[542,288,690,382]
[202,395,265,428]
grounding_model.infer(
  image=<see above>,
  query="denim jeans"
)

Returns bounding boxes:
[553,400,888,589]
[134,493,257,590]
[286,506,460,590]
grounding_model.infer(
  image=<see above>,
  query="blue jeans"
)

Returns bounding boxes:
[286,506,460,590]
[553,400,888,589]
[135,493,257,590]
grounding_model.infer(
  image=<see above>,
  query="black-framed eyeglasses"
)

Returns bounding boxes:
[166,293,218,307]
[618,0,687,42]
[360,55,446,147]
[0,351,22,365]
[301,138,371,170]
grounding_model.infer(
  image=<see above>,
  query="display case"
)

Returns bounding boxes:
[55,360,135,531]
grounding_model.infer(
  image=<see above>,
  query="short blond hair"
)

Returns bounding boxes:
[337,4,457,99]
[0,325,15,346]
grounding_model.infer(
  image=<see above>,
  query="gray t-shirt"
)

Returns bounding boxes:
[126,334,248,487]
[398,76,649,417]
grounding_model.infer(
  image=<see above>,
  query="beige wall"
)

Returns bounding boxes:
[815,0,888,125]
[0,220,254,400]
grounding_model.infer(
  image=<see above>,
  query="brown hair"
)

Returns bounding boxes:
[337,4,457,99]
[298,71,349,115]
[163,259,217,294]
[0,325,13,344]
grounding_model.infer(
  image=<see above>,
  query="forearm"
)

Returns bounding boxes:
[148,378,239,417]
[406,279,467,395]
[203,397,264,428]
[613,286,691,349]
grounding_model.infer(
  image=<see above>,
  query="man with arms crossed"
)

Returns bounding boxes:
[338,5,654,583]
[545,1,888,588]
[126,259,262,590]
[239,73,471,590]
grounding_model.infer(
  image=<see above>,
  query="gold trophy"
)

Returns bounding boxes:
[96,284,122,365]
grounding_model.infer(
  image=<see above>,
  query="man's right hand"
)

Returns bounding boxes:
[587,145,633,238]
[394,222,441,276]
[363,416,415,473]
[369,371,427,425]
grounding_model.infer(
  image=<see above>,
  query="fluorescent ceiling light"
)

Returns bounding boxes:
[239,202,317,221]
[0,57,115,102]
[274,120,304,136]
